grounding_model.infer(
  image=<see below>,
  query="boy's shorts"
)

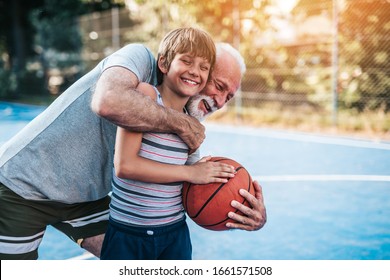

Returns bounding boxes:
[100,218,192,260]
[0,183,110,260]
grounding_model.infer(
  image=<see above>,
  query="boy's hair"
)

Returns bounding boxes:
[156,27,216,85]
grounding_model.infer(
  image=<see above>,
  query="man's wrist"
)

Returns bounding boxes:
[165,108,189,135]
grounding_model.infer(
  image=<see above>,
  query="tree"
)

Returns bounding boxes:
[339,0,390,111]
[0,0,125,99]
[0,0,43,98]
[293,0,390,112]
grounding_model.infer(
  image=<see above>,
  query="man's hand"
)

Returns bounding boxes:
[177,115,205,153]
[226,180,267,231]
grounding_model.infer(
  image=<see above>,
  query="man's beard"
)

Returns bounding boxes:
[185,95,218,121]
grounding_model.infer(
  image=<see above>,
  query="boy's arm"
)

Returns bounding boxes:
[114,127,235,184]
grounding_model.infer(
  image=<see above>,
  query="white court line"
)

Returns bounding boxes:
[253,175,390,182]
[67,252,96,260]
[205,123,390,150]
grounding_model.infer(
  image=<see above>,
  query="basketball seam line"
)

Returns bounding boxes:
[196,168,252,227]
[189,166,248,221]
[183,157,228,218]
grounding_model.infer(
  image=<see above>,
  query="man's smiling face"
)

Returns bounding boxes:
[186,50,241,120]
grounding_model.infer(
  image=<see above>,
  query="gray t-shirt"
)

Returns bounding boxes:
[0,44,157,203]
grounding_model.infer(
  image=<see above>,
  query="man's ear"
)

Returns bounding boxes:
[158,56,168,74]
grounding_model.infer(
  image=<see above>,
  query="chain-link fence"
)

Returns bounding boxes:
[237,0,389,129]
[77,0,389,134]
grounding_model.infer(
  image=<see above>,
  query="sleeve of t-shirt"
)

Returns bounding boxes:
[186,149,201,165]
[101,43,157,85]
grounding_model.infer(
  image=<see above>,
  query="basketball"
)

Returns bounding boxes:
[182,156,255,231]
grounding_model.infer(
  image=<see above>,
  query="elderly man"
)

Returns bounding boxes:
[0,41,266,260]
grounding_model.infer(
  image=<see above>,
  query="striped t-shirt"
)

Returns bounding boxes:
[110,88,199,227]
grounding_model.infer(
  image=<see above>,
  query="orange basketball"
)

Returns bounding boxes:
[182,157,255,231]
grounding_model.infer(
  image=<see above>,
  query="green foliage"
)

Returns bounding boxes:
[0,68,17,99]
[288,0,390,112]
[1,0,388,115]
[0,0,125,99]
[338,0,390,111]
[80,0,125,12]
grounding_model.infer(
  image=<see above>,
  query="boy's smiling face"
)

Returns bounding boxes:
[159,52,211,99]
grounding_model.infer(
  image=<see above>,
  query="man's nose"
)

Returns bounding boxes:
[214,94,226,109]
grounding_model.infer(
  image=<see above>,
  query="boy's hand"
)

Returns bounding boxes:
[187,156,235,184]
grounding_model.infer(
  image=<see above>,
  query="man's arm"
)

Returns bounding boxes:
[91,66,205,151]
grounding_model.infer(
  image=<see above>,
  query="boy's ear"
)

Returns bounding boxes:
[158,56,168,74]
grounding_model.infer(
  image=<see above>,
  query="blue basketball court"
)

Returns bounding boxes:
[1,101,389,260]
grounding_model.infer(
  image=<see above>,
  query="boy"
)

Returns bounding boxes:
[100,27,235,260]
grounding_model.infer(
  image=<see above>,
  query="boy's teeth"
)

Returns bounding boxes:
[184,79,197,85]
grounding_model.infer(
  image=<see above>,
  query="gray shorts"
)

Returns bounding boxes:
[0,183,110,260]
